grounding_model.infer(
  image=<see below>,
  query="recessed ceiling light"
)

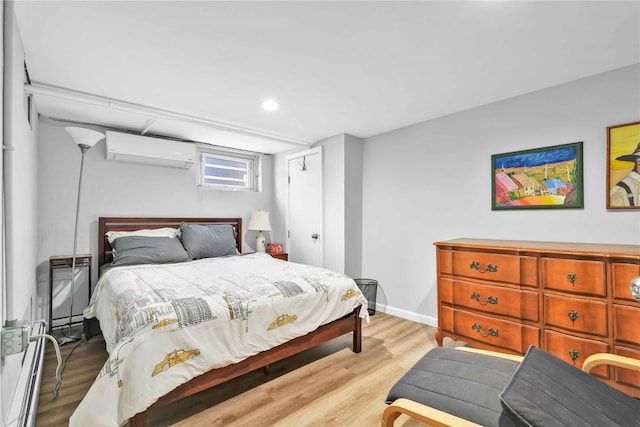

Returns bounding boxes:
[261,99,279,111]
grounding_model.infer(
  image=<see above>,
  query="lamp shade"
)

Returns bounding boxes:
[247,210,271,231]
[65,126,104,147]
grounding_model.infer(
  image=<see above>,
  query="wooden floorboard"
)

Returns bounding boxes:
[36,313,450,427]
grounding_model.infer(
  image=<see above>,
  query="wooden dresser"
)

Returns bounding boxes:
[435,238,640,397]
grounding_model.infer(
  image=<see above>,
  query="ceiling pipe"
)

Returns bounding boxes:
[141,118,159,135]
[24,81,312,147]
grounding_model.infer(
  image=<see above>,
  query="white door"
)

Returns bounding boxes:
[287,147,323,267]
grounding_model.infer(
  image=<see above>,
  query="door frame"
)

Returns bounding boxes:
[286,146,323,267]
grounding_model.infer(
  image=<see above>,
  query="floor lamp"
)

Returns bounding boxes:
[58,127,104,344]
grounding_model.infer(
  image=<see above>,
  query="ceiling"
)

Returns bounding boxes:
[13,1,640,154]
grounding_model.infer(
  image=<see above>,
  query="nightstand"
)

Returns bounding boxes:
[268,253,288,261]
[49,254,92,334]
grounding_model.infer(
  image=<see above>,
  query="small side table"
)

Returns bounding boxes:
[49,254,92,334]
[269,253,289,261]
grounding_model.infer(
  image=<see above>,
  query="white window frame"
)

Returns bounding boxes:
[198,145,262,192]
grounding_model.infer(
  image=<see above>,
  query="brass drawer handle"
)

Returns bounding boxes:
[470,292,499,305]
[568,310,579,324]
[630,276,640,301]
[471,322,499,337]
[566,272,577,285]
[470,261,498,273]
[568,348,580,363]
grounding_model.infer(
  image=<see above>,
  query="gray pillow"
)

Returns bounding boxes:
[500,346,640,426]
[111,236,190,266]
[179,223,238,259]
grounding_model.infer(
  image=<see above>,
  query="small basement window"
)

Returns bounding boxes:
[198,147,261,191]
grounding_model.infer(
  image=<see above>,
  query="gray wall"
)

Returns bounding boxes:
[36,122,274,301]
[361,64,640,325]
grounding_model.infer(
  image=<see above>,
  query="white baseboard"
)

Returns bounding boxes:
[372,303,438,328]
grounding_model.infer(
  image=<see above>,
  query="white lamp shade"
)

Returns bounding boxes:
[248,210,271,231]
[65,126,104,147]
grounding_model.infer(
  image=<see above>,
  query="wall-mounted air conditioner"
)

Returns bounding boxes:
[105,131,196,169]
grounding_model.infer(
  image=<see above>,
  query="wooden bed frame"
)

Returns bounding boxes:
[97,217,363,426]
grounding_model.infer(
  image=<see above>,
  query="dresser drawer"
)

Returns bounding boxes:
[544,330,609,378]
[451,251,521,284]
[452,309,539,354]
[541,258,606,296]
[612,262,640,303]
[440,305,454,334]
[438,277,454,304]
[614,305,640,345]
[439,249,453,275]
[614,346,640,398]
[451,279,538,321]
[544,294,608,337]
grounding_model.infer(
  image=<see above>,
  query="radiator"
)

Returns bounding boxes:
[5,320,46,427]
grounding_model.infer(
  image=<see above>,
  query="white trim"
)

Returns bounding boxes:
[196,142,263,157]
[285,146,322,161]
[198,147,260,191]
[25,81,312,147]
[376,303,438,328]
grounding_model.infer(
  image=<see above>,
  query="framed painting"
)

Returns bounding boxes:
[607,121,640,209]
[492,142,583,210]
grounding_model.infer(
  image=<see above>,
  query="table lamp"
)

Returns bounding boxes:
[248,210,271,252]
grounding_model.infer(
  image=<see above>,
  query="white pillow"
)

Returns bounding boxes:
[105,227,179,244]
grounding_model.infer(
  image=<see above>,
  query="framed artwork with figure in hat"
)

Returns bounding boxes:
[607,121,640,209]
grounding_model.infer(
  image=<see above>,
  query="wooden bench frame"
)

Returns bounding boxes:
[382,348,640,427]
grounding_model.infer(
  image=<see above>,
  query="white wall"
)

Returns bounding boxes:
[314,134,346,273]
[2,2,40,421]
[3,1,37,323]
[271,147,290,247]
[344,134,362,278]
[36,122,273,306]
[362,64,640,325]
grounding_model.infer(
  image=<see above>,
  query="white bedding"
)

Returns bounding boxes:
[70,253,368,427]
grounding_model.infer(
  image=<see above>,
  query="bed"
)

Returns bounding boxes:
[70,217,368,427]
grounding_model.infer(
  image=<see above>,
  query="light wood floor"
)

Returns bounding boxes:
[36,313,446,427]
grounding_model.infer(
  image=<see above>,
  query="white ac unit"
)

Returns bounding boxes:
[105,131,196,169]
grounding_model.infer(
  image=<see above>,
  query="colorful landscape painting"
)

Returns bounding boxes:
[491,142,583,210]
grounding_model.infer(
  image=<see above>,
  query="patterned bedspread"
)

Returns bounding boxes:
[70,253,368,426]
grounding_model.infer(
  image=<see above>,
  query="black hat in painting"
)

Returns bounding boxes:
[616,142,640,162]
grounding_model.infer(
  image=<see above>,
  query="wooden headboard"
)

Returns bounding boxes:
[98,217,243,267]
